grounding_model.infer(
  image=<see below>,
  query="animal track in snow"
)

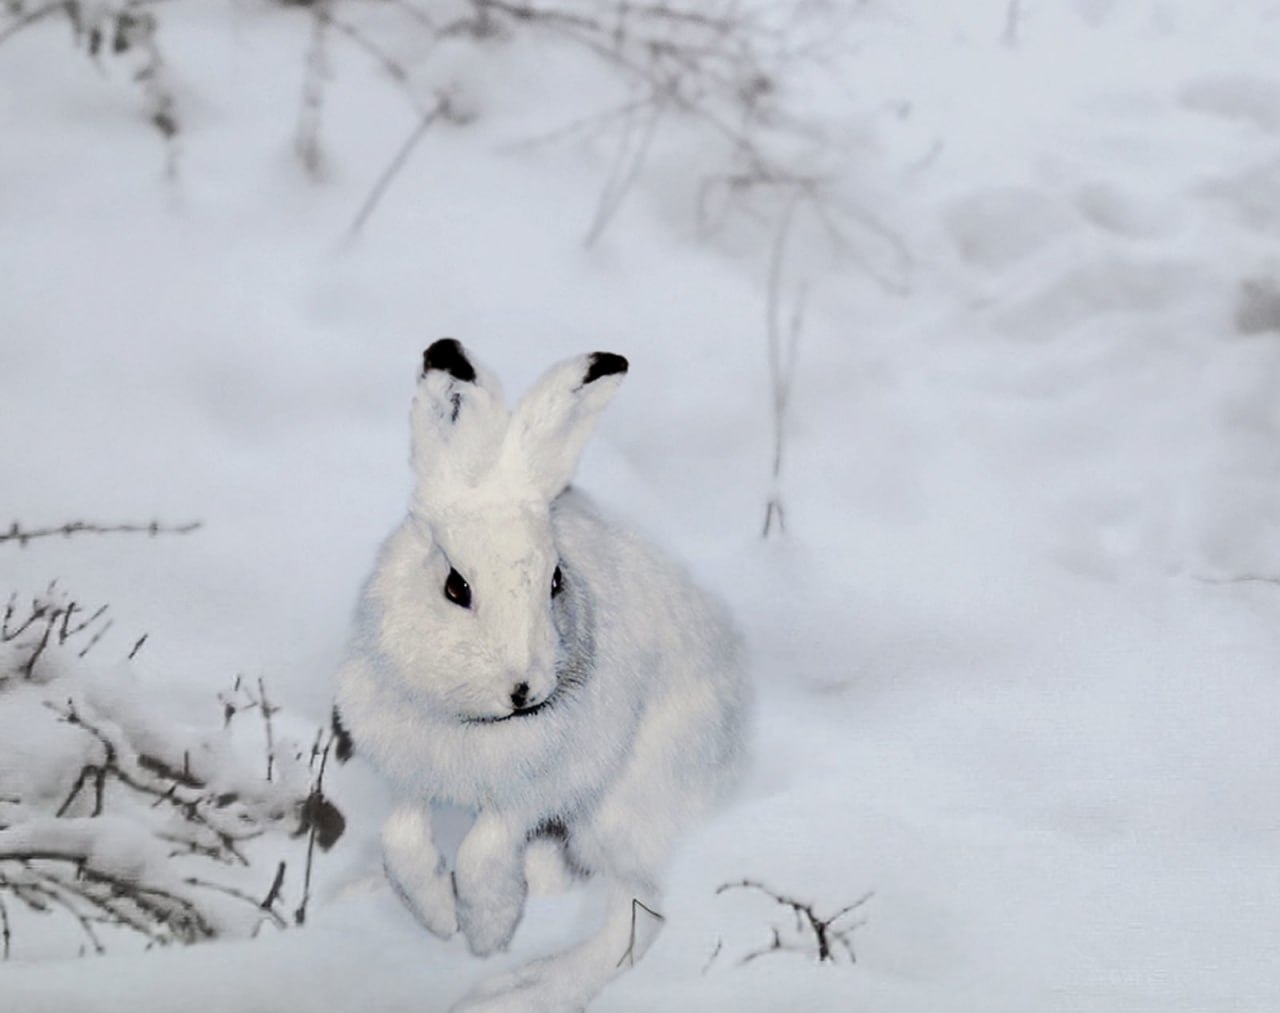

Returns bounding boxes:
[1180,74,1280,135]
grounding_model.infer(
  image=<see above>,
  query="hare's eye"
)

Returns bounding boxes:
[444,568,472,609]
[550,565,564,599]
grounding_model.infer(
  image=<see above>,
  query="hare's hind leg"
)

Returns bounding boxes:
[450,876,664,1013]
[382,805,457,939]
[524,819,588,897]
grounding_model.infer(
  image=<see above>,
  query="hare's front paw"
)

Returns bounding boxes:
[455,885,523,957]
[382,809,456,939]
[384,854,457,939]
[454,816,527,956]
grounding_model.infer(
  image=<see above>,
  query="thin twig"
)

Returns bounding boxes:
[701,937,723,975]
[77,618,115,658]
[59,603,107,644]
[315,6,425,113]
[343,92,459,241]
[762,188,803,539]
[183,876,287,930]
[717,878,872,965]
[615,897,665,968]
[293,738,333,926]
[0,890,10,960]
[500,96,655,152]
[261,860,286,913]
[0,0,61,46]
[21,606,58,680]
[1003,0,1022,47]
[296,0,331,177]
[738,925,792,965]
[1193,574,1280,587]
[55,763,107,818]
[1,519,202,547]
[18,877,107,955]
[585,95,665,247]
[466,0,815,246]
[2,593,50,641]
[257,676,277,783]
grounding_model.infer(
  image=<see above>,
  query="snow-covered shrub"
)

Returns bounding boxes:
[0,585,343,960]
[1,0,178,159]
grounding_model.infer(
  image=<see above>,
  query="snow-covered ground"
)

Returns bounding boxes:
[2,0,1279,1009]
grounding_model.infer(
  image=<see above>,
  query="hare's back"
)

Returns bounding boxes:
[551,490,747,704]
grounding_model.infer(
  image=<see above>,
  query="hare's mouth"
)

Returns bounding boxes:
[509,696,555,720]
[464,689,560,726]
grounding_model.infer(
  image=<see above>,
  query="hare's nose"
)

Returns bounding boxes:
[510,682,531,710]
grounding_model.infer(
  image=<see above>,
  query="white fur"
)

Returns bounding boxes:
[335,343,750,1012]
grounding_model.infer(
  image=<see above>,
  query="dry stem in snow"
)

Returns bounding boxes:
[713,878,873,967]
[296,0,333,179]
[0,0,181,169]
[459,0,832,245]
[761,191,805,540]
[1,519,202,548]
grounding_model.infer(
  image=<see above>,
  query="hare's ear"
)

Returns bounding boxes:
[411,339,508,495]
[503,352,628,498]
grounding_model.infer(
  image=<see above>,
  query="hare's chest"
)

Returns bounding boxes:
[429,722,634,822]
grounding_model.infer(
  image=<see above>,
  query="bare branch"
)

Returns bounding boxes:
[501,96,655,153]
[615,897,665,968]
[296,0,331,177]
[717,878,873,965]
[18,876,108,955]
[1003,0,1022,47]
[293,735,337,926]
[701,937,723,975]
[585,96,665,247]
[257,677,278,783]
[467,0,819,246]
[738,924,789,965]
[0,889,10,960]
[1,519,202,548]
[1193,573,1280,587]
[343,91,464,241]
[260,860,286,914]
[54,763,107,819]
[183,876,287,931]
[314,6,425,113]
[0,0,61,47]
[761,188,804,539]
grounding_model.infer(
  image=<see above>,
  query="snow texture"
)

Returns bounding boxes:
[2,0,1279,1010]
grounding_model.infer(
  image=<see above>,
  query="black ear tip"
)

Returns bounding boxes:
[422,338,477,383]
[583,352,629,385]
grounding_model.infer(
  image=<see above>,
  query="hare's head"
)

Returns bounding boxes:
[401,338,627,723]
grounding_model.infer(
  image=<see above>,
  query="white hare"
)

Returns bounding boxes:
[334,339,750,1012]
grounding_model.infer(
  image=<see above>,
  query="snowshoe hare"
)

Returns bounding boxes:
[334,339,750,1012]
